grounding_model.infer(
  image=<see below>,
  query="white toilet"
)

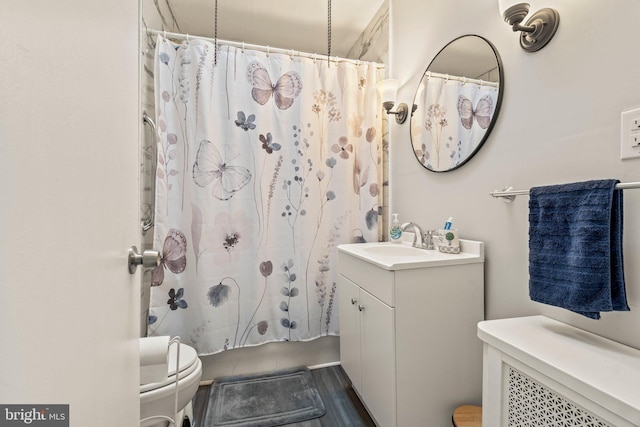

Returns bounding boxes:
[140,342,203,427]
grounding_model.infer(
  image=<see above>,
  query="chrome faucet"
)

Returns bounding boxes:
[400,222,424,249]
[400,222,436,250]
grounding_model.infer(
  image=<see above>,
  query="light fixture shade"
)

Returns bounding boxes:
[376,79,400,104]
[498,0,527,16]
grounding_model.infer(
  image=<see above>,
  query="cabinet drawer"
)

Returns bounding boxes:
[338,251,395,306]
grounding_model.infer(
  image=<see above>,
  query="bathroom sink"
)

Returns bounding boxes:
[362,244,427,257]
[337,241,484,270]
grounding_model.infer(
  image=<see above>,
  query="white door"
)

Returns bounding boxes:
[0,1,140,426]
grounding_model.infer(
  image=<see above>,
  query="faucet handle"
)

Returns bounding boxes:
[423,230,436,250]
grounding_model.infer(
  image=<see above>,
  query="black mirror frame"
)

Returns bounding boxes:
[410,34,504,173]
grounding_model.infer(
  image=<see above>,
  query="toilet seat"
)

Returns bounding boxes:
[140,343,199,393]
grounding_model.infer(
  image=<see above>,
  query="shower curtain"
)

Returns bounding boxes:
[411,76,497,171]
[148,36,383,356]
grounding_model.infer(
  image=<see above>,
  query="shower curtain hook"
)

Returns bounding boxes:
[462,77,467,85]
[241,42,245,53]
[480,79,485,86]
[445,74,450,82]
[186,33,190,42]
[266,46,270,57]
[289,49,295,60]
[163,30,167,39]
[313,53,317,63]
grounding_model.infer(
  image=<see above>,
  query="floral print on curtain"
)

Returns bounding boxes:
[148,36,383,356]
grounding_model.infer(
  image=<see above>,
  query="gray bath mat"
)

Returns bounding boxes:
[204,366,326,426]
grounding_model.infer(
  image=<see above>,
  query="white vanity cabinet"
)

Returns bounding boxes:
[337,241,485,427]
[338,275,396,427]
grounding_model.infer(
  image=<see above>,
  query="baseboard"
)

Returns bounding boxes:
[307,361,341,370]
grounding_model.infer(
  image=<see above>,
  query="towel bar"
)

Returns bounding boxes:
[490,181,640,202]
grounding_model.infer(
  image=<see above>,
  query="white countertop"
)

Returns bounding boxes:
[337,239,484,271]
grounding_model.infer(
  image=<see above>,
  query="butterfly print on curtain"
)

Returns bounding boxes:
[192,140,251,201]
[247,61,303,110]
[151,228,187,287]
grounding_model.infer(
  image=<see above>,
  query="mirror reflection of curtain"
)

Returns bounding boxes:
[148,36,383,355]
[411,76,497,171]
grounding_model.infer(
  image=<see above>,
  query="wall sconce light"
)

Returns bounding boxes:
[499,1,559,52]
[376,79,408,124]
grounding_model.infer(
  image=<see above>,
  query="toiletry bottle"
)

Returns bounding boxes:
[389,213,402,243]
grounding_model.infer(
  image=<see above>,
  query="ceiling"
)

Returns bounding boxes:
[167,0,386,58]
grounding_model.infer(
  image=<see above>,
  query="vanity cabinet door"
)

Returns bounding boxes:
[359,288,396,427]
[338,275,362,391]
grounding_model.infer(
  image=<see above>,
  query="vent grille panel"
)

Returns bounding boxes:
[507,367,611,427]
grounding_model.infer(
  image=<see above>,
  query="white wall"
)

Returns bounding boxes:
[390,0,640,347]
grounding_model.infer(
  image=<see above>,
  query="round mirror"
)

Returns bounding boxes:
[410,35,503,172]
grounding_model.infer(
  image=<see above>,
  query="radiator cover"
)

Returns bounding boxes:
[478,316,640,427]
[507,366,610,427]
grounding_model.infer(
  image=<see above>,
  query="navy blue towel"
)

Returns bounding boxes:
[528,179,628,319]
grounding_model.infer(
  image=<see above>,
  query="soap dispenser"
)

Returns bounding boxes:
[389,213,402,243]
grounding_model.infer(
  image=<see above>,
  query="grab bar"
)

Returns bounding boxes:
[142,112,156,234]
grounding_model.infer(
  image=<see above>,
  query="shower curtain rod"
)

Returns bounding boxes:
[425,71,499,88]
[147,29,385,69]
